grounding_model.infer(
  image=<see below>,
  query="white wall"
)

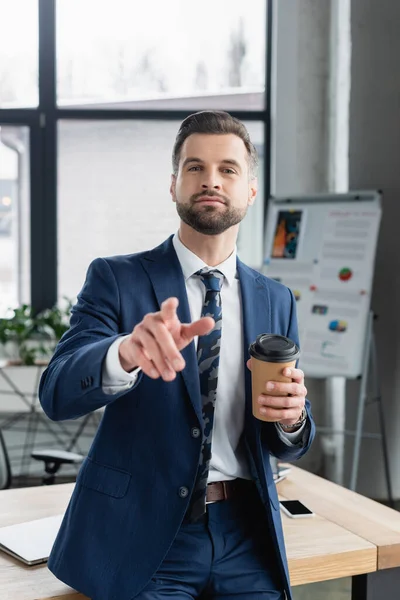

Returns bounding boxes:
[348,0,400,498]
[272,0,333,476]
[272,0,331,196]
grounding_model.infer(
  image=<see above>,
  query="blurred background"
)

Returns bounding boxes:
[3,1,400,597]
[0,0,399,524]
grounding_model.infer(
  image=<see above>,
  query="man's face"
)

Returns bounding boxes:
[170,133,257,235]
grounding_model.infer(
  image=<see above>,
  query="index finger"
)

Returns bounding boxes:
[160,297,179,321]
[283,366,304,383]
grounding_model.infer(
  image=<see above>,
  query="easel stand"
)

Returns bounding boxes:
[318,311,394,507]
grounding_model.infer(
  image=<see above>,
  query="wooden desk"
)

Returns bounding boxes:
[279,465,400,570]
[278,465,400,598]
[0,468,398,600]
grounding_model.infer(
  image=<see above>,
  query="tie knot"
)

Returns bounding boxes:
[195,268,224,292]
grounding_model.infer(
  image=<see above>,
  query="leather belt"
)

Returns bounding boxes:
[205,478,254,505]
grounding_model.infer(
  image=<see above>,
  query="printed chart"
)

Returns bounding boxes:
[263,192,382,378]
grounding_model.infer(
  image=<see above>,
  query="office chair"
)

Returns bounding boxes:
[30,448,84,485]
[0,428,12,490]
[31,412,99,484]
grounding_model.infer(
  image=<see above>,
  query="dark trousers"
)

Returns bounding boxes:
[135,484,285,599]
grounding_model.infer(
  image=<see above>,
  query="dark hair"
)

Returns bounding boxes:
[172,110,258,178]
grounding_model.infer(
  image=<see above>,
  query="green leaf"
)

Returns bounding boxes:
[0,299,73,365]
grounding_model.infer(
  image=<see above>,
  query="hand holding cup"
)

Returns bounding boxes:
[248,334,306,426]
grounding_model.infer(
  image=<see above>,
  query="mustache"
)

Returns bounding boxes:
[190,191,230,204]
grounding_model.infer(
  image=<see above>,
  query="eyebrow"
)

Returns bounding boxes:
[182,157,242,170]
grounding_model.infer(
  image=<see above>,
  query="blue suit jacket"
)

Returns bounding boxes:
[39,236,315,600]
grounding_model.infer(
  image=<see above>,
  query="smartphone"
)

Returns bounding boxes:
[279,500,314,518]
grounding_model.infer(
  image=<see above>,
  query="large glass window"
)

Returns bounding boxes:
[0,126,31,316]
[0,2,270,311]
[56,0,266,110]
[0,1,39,108]
[57,120,264,301]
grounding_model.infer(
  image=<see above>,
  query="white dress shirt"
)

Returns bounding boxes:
[102,233,304,482]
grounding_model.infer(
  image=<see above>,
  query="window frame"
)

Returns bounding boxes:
[0,0,273,312]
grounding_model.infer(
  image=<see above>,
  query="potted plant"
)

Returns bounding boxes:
[0,298,73,366]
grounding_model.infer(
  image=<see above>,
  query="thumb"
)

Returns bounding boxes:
[181,316,215,342]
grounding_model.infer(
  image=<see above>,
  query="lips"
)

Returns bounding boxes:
[195,196,225,204]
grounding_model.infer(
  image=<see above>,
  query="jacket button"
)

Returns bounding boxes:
[178,486,189,498]
[191,427,201,439]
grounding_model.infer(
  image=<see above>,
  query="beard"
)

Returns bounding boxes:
[175,192,248,235]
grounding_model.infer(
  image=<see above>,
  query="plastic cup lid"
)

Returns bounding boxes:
[249,334,300,363]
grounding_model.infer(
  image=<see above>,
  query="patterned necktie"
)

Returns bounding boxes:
[189,268,224,520]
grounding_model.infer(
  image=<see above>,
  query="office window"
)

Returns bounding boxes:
[0,127,31,316]
[0,1,39,108]
[57,119,264,301]
[56,0,266,110]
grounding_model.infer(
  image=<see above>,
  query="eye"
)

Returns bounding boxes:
[222,168,236,174]
[188,166,202,171]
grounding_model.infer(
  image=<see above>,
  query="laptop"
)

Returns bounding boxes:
[0,514,64,565]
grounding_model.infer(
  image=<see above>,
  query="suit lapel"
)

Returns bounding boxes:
[139,237,202,424]
[237,258,272,436]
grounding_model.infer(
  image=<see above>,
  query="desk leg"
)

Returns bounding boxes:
[352,568,400,599]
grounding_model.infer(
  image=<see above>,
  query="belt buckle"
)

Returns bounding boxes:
[205,482,216,505]
[205,481,228,505]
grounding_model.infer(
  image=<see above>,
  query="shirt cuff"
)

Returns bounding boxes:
[275,420,307,446]
[102,335,142,395]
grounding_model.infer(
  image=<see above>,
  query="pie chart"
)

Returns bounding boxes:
[339,267,352,282]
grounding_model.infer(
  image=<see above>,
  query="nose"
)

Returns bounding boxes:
[201,169,222,191]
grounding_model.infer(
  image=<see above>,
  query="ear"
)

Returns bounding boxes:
[170,174,176,203]
[248,177,258,206]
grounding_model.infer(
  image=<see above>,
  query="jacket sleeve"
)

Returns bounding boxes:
[261,288,316,461]
[39,257,143,421]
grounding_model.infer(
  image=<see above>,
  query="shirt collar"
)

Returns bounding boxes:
[172,232,237,286]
